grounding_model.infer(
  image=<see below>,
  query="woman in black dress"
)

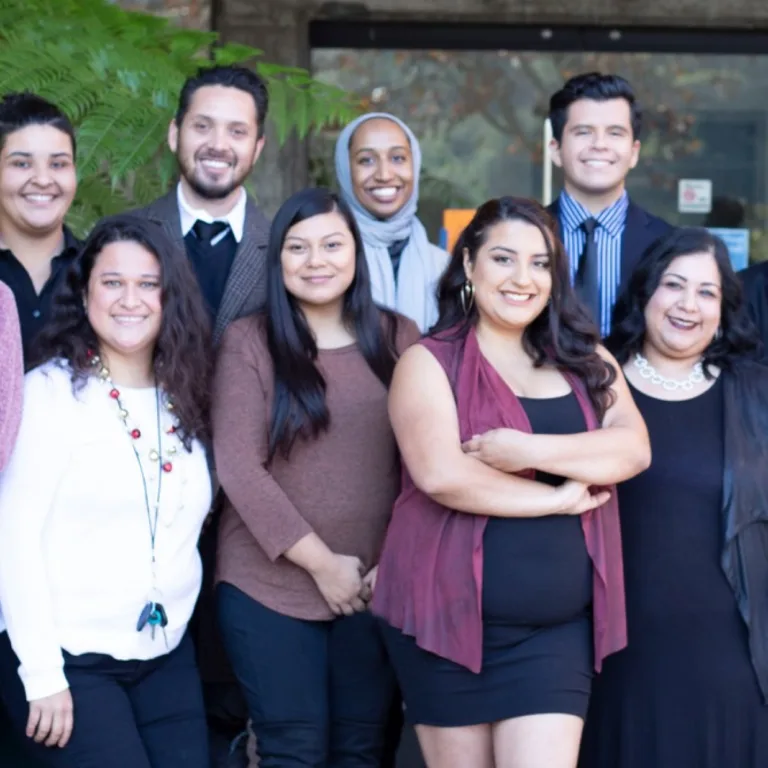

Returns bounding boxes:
[579,227,768,768]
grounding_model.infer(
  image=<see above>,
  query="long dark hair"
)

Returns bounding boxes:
[607,227,758,371]
[31,215,212,447]
[266,187,398,460]
[434,196,616,420]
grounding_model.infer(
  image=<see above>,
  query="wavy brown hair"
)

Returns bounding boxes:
[31,215,212,447]
[433,196,616,420]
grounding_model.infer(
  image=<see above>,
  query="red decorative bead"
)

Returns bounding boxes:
[86,349,94,359]
[167,426,176,434]
[109,388,120,399]
[130,429,141,439]
[162,462,173,473]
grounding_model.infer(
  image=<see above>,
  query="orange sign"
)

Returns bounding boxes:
[440,209,476,253]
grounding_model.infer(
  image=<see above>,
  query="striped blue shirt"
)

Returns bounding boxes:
[558,190,629,337]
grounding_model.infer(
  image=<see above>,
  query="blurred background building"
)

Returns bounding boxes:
[121,0,768,249]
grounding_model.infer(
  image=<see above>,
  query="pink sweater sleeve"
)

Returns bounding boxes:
[0,283,23,471]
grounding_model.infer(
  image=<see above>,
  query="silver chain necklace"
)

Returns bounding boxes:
[633,353,705,392]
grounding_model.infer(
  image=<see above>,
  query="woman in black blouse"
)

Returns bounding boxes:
[579,227,768,768]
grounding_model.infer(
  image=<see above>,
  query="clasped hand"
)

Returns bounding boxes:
[310,554,377,616]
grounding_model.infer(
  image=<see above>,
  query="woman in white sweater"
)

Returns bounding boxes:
[0,215,213,768]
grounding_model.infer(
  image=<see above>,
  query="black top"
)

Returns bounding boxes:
[388,238,408,282]
[183,224,238,319]
[0,226,80,360]
[578,377,768,768]
[619,380,730,630]
[482,392,591,629]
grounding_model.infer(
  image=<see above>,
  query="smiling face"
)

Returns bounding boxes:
[465,218,553,332]
[643,251,722,362]
[551,98,640,206]
[86,240,163,364]
[168,84,264,203]
[0,124,77,237]
[280,210,357,312]
[348,118,415,219]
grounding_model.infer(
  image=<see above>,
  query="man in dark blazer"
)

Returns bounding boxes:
[132,64,271,347]
[547,72,671,336]
[131,64,272,767]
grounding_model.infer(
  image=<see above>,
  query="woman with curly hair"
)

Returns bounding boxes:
[372,197,650,768]
[579,228,768,768]
[0,215,213,768]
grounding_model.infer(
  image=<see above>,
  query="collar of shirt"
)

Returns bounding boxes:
[0,225,80,267]
[559,190,629,239]
[177,183,246,243]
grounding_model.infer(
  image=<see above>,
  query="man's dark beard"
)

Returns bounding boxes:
[186,173,241,201]
[176,151,251,201]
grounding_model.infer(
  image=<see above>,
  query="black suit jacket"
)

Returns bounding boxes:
[547,196,672,297]
[130,190,270,346]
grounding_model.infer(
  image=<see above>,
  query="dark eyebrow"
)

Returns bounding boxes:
[664,272,721,289]
[7,151,73,159]
[354,144,409,154]
[99,271,159,278]
[569,123,628,132]
[489,246,517,255]
[191,113,249,128]
[323,231,345,239]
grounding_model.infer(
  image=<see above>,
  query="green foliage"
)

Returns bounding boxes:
[0,0,361,234]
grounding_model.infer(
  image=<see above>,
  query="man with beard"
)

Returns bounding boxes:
[132,65,270,767]
[133,65,270,346]
[547,73,671,337]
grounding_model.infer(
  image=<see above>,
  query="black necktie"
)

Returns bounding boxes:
[575,217,601,332]
[192,219,229,244]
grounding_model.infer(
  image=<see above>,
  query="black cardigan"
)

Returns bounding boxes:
[722,358,768,702]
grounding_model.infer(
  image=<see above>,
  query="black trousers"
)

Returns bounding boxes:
[0,631,209,768]
[217,582,397,768]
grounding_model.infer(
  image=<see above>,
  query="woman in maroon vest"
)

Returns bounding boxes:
[372,197,650,768]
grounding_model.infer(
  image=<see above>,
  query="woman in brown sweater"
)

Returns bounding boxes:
[212,187,420,767]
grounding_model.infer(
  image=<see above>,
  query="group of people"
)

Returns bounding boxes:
[0,61,767,768]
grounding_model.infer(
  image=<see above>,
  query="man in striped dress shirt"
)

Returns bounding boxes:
[547,72,671,337]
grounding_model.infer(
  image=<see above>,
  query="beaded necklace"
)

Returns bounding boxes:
[89,352,180,642]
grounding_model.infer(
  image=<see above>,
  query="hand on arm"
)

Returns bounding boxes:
[463,347,650,486]
[389,345,610,518]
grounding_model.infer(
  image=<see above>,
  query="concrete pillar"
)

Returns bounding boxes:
[218,0,311,215]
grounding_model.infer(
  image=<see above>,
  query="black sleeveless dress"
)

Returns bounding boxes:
[381,392,594,726]
[579,378,768,768]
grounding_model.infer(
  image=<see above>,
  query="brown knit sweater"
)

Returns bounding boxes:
[213,312,420,620]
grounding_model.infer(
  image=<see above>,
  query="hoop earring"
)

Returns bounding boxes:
[460,281,475,315]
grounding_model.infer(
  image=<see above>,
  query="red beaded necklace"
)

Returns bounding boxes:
[88,352,180,473]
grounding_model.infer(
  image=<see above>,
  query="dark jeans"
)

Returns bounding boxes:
[217,582,397,768]
[0,631,209,768]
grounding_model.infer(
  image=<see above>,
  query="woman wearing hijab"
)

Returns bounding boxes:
[334,113,449,332]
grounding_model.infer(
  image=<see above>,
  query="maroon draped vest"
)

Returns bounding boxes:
[372,327,627,673]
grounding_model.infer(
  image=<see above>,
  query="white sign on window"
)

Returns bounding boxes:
[678,179,713,214]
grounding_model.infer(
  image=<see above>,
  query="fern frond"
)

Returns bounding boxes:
[0,0,361,231]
